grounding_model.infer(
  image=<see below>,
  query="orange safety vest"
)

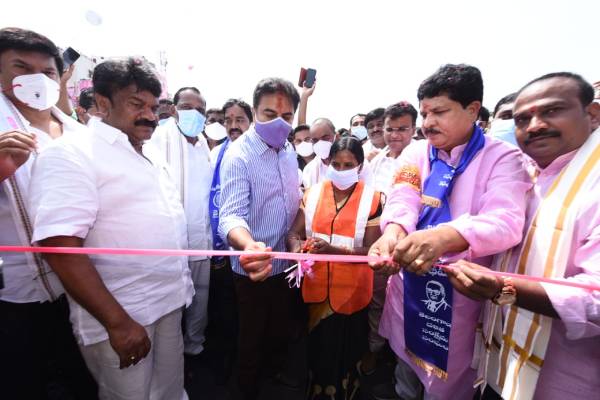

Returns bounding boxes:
[302,180,378,315]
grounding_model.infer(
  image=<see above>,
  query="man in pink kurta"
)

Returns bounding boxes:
[447,73,600,399]
[506,149,600,399]
[379,134,531,399]
[369,64,531,400]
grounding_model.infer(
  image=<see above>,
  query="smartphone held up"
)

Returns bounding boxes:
[298,67,317,88]
[62,47,81,69]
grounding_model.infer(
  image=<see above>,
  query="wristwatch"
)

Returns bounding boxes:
[492,277,517,306]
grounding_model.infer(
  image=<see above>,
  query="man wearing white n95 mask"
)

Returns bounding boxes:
[0,27,97,399]
[302,117,372,189]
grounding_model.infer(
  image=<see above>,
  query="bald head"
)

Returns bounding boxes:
[313,118,335,134]
[310,117,336,143]
[174,87,206,116]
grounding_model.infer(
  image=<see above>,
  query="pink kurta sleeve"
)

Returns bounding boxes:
[442,146,532,259]
[541,195,600,340]
[380,141,426,234]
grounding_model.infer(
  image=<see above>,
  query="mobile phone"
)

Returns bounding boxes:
[298,67,307,87]
[304,68,317,88]
[63,47,81,69]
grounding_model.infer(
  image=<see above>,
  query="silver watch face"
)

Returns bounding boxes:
[495,292,516,306]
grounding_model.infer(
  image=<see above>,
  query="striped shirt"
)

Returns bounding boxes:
[218,128,301,276]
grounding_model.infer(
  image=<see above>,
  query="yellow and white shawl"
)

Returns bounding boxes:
[475,129,600,400]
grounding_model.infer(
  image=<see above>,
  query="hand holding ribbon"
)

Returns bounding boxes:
[442,260,503,301]
[240,241,273,282]
[368,224,404,275]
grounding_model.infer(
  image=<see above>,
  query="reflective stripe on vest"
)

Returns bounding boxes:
[302,180,376,314]
[304,180,374,248]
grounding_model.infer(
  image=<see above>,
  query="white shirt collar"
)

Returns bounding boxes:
[88,117,132,146]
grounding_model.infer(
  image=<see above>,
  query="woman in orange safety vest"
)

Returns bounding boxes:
[287,137,384,400]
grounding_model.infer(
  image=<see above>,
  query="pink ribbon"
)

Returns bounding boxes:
[1,245,599,291]
[441,264,600,292]
[285,259,315,288]
[0,245,387,263]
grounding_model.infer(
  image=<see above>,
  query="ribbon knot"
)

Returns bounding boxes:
[285,259,315,288]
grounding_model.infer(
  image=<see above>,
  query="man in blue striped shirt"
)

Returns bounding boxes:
[218,77,303,400]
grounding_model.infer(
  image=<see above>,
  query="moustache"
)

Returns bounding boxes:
[134,119,158,129]
[424,128,442,135]
[229,128,242,136]
[524,130,561,145]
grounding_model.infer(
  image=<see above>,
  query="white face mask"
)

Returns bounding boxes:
[205,122,228,141]
[351,125,368,140]
[295,141,314,157]
[313,140,333,160]
[12,73,60,110]
[326,165,359,190]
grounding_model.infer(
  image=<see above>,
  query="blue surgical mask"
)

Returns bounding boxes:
[177,109,206,137]
[489,118,518,146]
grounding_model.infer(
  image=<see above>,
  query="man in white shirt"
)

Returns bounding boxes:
[363,107,387,161]
[29,58,193,400]
[370,101,417,195]
[0,27,97,399]
[361,101,417,376]
[148,86,213,358]
[303,117,372,189]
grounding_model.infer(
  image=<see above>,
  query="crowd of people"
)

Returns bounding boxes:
[1,26,600,400]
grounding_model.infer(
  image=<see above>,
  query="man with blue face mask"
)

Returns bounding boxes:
[0,27,97,399]
[148,86,213,359]
[218,77,305,400]
[155,98,176,126]
[488,93,519,146]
